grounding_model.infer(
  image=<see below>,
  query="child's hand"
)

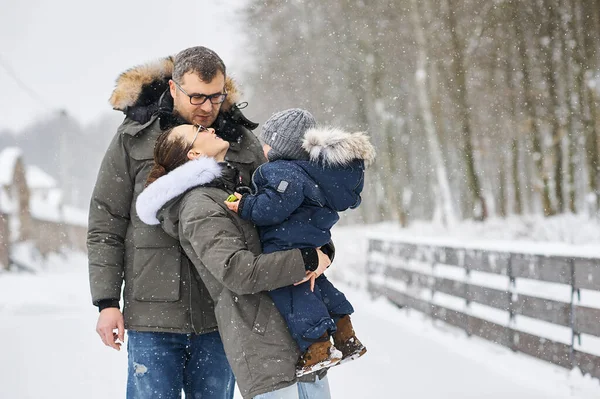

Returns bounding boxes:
[225,201,239,213]
[224,192,242,213]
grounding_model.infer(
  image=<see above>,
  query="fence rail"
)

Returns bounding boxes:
[366,238,600,379]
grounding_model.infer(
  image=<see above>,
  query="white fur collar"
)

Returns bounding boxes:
[136,157,222,225]
[302,127,376,167]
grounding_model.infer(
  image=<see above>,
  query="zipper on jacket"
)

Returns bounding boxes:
[184,249,198,334]
[249,164,263,194]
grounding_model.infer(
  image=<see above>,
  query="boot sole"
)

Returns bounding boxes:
[334,346,367,367]
[295,348,343,377]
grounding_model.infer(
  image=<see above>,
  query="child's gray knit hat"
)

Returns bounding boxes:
[260,108,316,161]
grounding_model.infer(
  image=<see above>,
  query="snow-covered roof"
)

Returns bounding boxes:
[30,188,63,222]
[0,146,86,227]
[30,200,60,223]
[0,147,23,186]
[26,165,57,189]
[62,205,88,227]
[30,201,88,227]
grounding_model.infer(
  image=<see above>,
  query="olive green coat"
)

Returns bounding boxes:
[136,157,308,398]
[87,57,265,333]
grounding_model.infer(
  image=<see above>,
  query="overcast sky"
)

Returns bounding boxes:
[0,0,248,131]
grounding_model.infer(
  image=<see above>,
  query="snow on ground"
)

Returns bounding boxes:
[364,215,600,258]
[380,214,600,246]
[330,289,599,399]
[1,250,599,398]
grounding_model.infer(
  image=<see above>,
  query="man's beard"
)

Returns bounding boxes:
[174,106,218,128]
[160,109,190,130]
[158,105,189,131]
[172,106,192,124]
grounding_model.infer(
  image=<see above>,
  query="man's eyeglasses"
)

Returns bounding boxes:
[173,80,228,106]
[186,124,209,153]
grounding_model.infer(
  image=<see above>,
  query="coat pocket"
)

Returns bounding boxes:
[132,226,182,302]
[128,120,160,160]
[251,294,273,336]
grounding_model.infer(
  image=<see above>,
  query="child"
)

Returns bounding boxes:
[225,108,375,376]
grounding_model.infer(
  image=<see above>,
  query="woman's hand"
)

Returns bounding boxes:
[315,247,332,272]
[295,270,318,291]
[224,192,242,213]
[294,247,331,291]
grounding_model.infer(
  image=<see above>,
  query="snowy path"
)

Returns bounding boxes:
[0,264,598,398]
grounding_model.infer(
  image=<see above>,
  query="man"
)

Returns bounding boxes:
[89,46,332,399]
[88,47,263,398]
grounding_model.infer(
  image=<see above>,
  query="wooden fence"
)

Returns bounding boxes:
[29,217,87,257]
[0,216,87,272]
[366,238,600,379]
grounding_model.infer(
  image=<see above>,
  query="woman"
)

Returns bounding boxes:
[136,124,332,399]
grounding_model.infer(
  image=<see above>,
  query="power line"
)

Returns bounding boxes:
[0,54,52,110]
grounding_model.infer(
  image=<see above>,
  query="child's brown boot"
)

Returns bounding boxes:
[295,334,342,377]
[332,315,367,364]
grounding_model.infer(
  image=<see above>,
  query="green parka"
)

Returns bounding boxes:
[87,56,264,333]
[136,157,309,398]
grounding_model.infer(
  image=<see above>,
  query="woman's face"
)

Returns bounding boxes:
[175,124,230,161]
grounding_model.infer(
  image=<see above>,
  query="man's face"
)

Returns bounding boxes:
[170,71,226,128]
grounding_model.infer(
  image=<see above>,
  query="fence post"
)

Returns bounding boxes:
[465,250,471,308]
[569,257,581,369]
[430,246,437,301]
[507,253,517,351]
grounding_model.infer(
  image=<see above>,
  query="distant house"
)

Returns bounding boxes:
[0,147,87,270]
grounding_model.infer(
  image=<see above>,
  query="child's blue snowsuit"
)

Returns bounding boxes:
[238,157,365,352]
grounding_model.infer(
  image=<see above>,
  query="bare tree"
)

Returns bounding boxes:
[241,0,600,225]
[442,0,488,220]
[411,0,457,226]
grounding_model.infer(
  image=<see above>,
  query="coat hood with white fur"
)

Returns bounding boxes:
[302,127,376,168]
[108,56,240,113]
[136,157,222,225]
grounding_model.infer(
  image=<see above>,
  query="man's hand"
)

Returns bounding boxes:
[224,192,242,213]
[294,247,331,291]
[96,308,125,351]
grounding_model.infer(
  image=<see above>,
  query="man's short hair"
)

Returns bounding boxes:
[173,46,226,83]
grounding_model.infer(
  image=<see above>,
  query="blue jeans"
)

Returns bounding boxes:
[253,375,331,399]
[126,330,235,399]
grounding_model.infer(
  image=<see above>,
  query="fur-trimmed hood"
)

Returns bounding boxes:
[136,157,222,225]
[109,56,240,113]
[302,127,376,168]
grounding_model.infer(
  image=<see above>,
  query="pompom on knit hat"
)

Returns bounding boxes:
[259,108,316,161]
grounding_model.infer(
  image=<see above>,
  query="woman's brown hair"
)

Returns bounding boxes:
[145,127,190,187]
